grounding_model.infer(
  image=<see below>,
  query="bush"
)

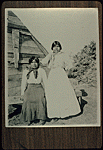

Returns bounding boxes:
[68,41,97,86]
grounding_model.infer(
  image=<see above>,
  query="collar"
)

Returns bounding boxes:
[51,51,64,56]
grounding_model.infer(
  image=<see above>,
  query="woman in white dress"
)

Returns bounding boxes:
[41,41,81,119]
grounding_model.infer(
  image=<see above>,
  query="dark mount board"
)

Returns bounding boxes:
[1,1,102,149]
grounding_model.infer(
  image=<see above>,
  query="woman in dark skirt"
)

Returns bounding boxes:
[20,56,47,125]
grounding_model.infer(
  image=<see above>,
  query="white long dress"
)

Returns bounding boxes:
[41,51,81,118]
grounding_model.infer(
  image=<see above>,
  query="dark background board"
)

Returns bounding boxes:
[1,1,102,149]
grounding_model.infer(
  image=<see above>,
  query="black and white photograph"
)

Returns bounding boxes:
[5,8,100,127]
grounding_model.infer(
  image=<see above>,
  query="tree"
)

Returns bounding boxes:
[68,41,97,86]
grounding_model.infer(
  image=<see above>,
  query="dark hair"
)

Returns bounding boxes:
[51,41,62,50]
[29,56,35,64]
[29,56,40,68]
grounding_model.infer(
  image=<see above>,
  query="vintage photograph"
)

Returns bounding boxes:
[5,8,100,127]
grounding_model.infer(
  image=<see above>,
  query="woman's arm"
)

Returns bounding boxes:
[21,69,28,95]
[63,53,73,71]
[40,53,52,66]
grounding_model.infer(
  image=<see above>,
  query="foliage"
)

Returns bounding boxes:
[68,41,97,86]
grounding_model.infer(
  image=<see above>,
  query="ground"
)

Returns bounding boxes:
[8,80,99,127]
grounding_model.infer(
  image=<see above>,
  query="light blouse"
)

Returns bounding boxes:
[21,68,47,95]
[41,51,73,70]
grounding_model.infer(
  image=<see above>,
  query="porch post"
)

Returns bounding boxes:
[12,29,19,68]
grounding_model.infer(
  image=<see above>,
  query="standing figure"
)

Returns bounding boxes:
[20,56,47,125]
[41,41,81,119]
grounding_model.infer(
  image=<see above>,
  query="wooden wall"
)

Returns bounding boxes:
[8,30,47,100]
[7,12,48,100]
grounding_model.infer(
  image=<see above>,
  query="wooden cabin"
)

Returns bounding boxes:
[7,11,48,104]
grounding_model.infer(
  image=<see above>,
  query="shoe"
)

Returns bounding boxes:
[50,118,59,124]
[50,119,56,124]
[38,120,46,125]
[28,121,31,126]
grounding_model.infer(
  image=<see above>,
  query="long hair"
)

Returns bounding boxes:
[29,56,40,69]
[27,56,40,79]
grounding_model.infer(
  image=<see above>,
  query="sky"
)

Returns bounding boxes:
[6,8,99,58]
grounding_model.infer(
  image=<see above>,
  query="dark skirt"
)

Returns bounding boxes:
[20,83,47,123]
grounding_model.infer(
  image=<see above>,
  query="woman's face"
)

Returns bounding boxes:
[31,59,38,69]
[52,45,60,54]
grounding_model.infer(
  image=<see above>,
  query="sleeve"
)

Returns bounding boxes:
[63,53,73,70]
[21,69,28,95]
[40,53,52,66]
